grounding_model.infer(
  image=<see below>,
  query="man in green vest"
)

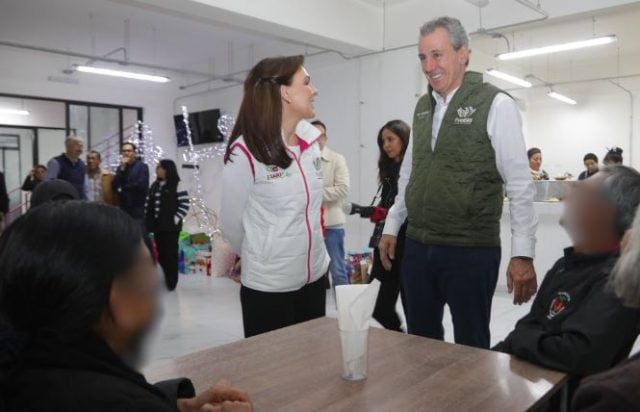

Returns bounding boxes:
[378,16,538,349]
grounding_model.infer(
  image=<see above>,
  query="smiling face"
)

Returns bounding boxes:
[381,128,403,162]
[418,27,469,99]
[281,66,318,120]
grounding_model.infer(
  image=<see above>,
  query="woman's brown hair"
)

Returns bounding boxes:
[377,119,410,183]
[224,55,305,169]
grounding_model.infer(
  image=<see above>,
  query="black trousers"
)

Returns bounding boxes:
[154,230,180,291]
[402,238,501,349]
[369,240,407,332]
[240,276,326,338]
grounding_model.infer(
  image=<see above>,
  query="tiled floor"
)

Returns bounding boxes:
[145,273,640,365]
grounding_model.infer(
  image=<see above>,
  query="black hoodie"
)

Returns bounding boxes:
[494,248,640,377]
[0,332,194,412]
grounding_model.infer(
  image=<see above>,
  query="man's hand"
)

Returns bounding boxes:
[378,234,397,271]
[178,380,251,412]
[507,257,537,305]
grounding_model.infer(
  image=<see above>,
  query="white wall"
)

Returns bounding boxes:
[176,45,640,253]
[0,48,179,165]
[520,89,639,177]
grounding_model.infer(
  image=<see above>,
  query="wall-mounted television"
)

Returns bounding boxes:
[174,108,224,147]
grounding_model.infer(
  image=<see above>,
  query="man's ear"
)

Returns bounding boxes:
[458,45,470,65]
[280,85,291,104]
[108,278,138,331]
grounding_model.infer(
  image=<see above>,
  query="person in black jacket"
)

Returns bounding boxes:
[571,204,640,411]
[21,164,47,191]
[346,120,410,331]
[146,159,190,291]
[494,165,640,405]
[113,142,150,231]
[0,201,251,412]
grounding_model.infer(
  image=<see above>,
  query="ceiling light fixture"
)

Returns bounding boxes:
[547,91,577,105]
[74,65,170,83]
[485,69,532,88]
[0,108,30,116]
[496,35,617,60]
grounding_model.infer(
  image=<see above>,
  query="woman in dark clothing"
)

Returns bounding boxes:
[0,201,250,412]
[145,159,190,291]
[369,120,411,331]
[345,120,410,331]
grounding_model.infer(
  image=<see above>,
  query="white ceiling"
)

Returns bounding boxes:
[1,0,639,95]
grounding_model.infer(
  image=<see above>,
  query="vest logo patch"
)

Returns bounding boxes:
[454,106,477,124]
[547,291,571,319]
[265,165,291,180]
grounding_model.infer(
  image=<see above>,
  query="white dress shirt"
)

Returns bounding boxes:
[383,88,538,258]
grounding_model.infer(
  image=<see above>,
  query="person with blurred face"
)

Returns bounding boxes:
[112,142,150,231]
[377,16,538,349]
[86,150,116,204]
[46,136,87,199]
[220,56,330,338]
[527,147,549,180]
[312,119,350,287]
[578,153,599,181]
[572,201,640,411]
[494,166,640,408]
[21,165,47,192]
[0,202,251,411]
[603,147,623,166]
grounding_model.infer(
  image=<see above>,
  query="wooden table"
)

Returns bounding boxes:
[144,317,567,411]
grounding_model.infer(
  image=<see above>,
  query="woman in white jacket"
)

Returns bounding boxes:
[220,55,330,338]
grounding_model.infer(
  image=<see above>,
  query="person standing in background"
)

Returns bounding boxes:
[86,150,116,204]
[528,147,549,180]
[378,16,538,349]
[145,159,190,291]
[46,136,87,199]
[369,120,410,332]
[220,55,329,338]
[578,153,599,181]
[112,142,149,231]
[312,119,350,287]
[21,165,47,192]
[603,147,623,166]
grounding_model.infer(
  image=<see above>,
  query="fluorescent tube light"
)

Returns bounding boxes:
[497,35,617,61]
[0,108,29,116]
[485,69,532,88]
[74,65,170,83]
[547,91,577,105]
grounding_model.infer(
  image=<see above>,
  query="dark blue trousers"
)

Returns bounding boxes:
[401,237,501,349]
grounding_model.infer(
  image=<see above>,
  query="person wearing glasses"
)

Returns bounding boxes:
[112,142,150,232]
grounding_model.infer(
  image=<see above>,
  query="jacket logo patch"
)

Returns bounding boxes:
[454,106,477,124]
[416,110,431,118]
[313,157,322,171]
[265,165,290,180]
[547,291,571,319]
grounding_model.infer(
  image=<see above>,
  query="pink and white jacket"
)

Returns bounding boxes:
[220,120,330,292]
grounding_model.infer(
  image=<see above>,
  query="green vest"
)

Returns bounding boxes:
[405,71,505,247]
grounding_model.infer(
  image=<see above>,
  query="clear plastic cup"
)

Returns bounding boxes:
[339,328,369,381]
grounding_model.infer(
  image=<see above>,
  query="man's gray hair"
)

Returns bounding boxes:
[420,16,469,51]
[599,165,640,238]
[611,204,640,308]
[65,135,84,146]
